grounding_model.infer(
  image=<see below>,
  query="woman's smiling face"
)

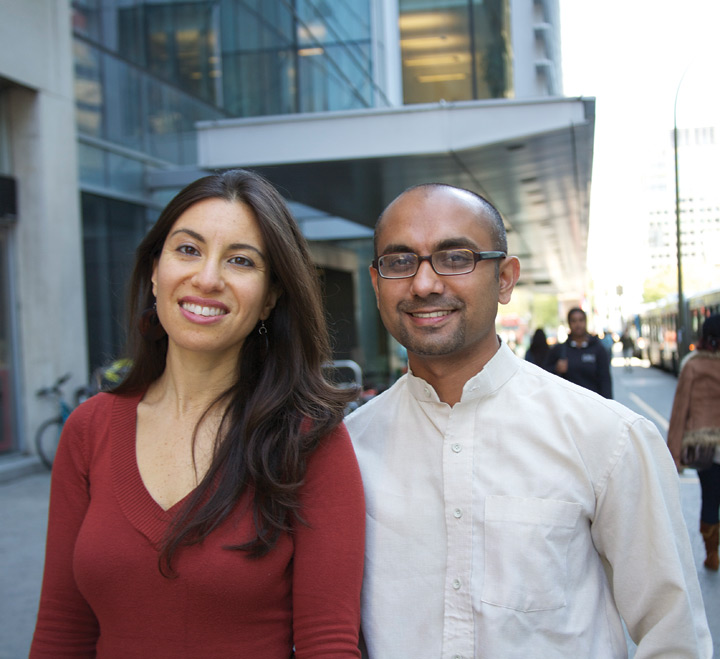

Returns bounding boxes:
[151,197,279,361]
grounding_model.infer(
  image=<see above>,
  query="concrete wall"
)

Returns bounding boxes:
[0,0,87,453]
[511,0,562,98]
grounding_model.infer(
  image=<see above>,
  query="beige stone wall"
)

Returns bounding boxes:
[0,0,87,454]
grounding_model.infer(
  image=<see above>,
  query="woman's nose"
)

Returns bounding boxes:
[192,259,225,291]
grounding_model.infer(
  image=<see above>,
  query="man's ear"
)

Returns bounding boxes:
[369,265,380,309]
[498,256,520,305]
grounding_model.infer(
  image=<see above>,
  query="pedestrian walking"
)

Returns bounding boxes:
[668,314,720,571]
[546,307,613,397]
[620,330,635,371]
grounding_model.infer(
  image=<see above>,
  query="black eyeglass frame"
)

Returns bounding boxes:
[372,249,506,279]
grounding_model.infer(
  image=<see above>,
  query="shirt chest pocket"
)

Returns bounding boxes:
[481,495,582,612]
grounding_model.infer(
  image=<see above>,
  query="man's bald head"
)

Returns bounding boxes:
[374,183,507,258]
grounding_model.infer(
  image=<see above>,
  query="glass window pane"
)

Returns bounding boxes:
[143,1,220,105]
[72,1,102,41]
[115,3,148,67]
[220,0,294,116]
[103,54,144,151]
[146,82,180,162]
[472,0,512,99]
[107,152,144,196]
[399,0,473,104]
[223,49,295,117]
[78,142,106,187]
[82,193,147,371]
[74,42,104,137]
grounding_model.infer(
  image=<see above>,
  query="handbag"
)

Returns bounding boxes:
[680,443,717,471]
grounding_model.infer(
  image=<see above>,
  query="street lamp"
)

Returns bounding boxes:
[673,70,690,362]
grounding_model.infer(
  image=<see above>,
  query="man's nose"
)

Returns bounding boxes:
[409,259,444,297]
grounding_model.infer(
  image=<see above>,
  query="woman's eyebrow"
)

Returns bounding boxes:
[170,227,205,243]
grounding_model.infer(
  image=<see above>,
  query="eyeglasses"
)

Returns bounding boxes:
[372,249,506,279]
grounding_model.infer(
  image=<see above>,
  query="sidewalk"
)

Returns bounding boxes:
[0,471,50,659]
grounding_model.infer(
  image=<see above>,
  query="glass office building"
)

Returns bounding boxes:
[70,0,523,372]
[71,0,383,370]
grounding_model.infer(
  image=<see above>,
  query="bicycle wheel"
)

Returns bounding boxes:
[35,417,63,469]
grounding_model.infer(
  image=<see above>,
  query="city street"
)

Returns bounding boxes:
[0,360,717,658]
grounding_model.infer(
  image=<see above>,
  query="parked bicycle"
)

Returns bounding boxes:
[35,373,91,469]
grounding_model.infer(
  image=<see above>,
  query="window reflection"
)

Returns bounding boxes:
[74,41,103,137]
[399,0,512,104]
[82,193,148,371]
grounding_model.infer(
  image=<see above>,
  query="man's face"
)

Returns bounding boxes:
[568,311,587,339]
[370,187,518,371]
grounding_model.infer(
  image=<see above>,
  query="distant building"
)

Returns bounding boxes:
[645,124,720,291]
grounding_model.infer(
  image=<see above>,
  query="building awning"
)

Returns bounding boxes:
[189,97,594,299]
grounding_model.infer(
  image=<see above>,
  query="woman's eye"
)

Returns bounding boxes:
[178,244,199,256]
[229,255,254,268]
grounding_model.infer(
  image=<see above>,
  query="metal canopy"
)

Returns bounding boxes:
[194,96,595,299]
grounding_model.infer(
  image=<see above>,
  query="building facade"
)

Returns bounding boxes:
[645,125,720,294]
[0,0,591,459]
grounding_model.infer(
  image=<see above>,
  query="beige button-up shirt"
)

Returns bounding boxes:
[346,342,711,658]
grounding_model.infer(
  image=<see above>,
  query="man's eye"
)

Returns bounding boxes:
[386,254,415,269]
[439,250,473,267]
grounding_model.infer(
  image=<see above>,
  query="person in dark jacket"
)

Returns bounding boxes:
[546,307,612,398]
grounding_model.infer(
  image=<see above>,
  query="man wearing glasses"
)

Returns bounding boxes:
[346,183,710,658]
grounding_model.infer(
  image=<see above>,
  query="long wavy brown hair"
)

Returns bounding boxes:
[114,169,356,573]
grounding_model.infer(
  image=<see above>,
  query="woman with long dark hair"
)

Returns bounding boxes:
[31,170,365,657]
[668,314,720,571]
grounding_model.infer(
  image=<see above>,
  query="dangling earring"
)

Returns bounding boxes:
[140,301,166,341]
[258,319,268,350]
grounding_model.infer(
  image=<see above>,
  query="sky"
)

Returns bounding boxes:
[558,0,720,311]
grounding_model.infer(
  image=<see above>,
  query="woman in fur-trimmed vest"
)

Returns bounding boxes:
[668,313,720,571]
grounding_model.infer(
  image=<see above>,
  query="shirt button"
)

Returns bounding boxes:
[453,508,462,518]
[452,578,461,590]
[424,386,431,396]
[454,655,463,659]
[451,443,462,453]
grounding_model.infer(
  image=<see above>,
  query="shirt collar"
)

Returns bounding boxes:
[406,340,520,404]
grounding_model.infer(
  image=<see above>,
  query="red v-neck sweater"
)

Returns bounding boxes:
[30,392,365,658]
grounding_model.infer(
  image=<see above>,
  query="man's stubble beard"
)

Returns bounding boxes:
[396,321,466,357]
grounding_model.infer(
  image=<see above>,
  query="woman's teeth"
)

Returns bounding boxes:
[182,302,226,317]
